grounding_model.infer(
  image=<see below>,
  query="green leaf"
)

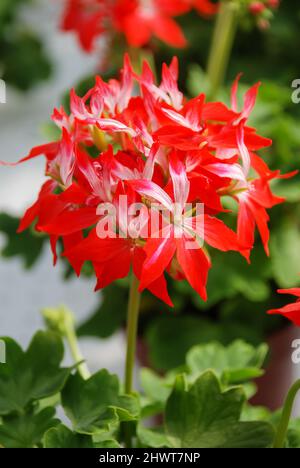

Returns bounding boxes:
[1,31,52,91]
[0,407,58,448]
[137,425,170,448]
[241,404,271,422]
[269,412,300,448]
[95,439,121,448]
[140,368,171,404]
[201,250,271,307]
[270,220,300,288]
[0,213,46,269]
[286,419,300,448]
[61,370,139,434]
[164,372,275,448]
[44,424,94,448]
[186,340,268,385]
[140,368,173,418]
[77,284,127,339]
[273,177,300,203]
[146,316,221,371]
[0,331,71,415]
[139,339,267,419]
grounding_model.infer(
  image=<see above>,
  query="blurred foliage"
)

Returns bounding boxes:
[1,1,300,371]
[0,213,47,268]
[0,0,52,91]
[140,339,268,418]
[156,0,300,91]
[77,284,127,339]
[139,371,274,448]
[1,327,282,448]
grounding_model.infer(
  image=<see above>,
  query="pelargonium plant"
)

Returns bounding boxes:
[2,1,300,449]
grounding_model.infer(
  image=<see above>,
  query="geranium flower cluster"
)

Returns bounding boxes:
[249,0,279,15]
[61,0,218,52]
[248,0,280,30]
[14,56,290,306]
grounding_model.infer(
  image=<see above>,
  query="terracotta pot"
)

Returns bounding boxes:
[251,325,299,411]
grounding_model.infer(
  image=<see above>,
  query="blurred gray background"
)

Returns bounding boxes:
[0,0,126,377]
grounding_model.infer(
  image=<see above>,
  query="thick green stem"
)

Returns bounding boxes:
[273,379,300,448]
[124,274,141,394]
[65,325,91,380]
[122,274,141,448]
[206,0,239,100]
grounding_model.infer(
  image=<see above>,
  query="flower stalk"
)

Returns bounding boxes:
[42,305,91,380]
[207,0,239,99]
[65,323,91,380]
[124,273,141,394]
[273,379,300,448]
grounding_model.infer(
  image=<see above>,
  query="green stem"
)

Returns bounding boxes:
[122,274,141,448]
[273,379,300,448]
[206,0,239,100]
[65,325,91,380]
[124,273,141,394]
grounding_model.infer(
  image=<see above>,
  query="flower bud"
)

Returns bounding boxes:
[266,0,280,9]
[42,305,75,337]
[258,18,270,30]
[249,1,266,15]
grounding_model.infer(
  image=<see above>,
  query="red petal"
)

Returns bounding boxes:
[203,214,246,252]
[140,230,176,291]
[39,207,98,235]
[94,250,131,289]
[237,201,255,259]
[202,102,237,121]
[194,0,219,16]
[277,288,300,298]
[122,14,151,47]
[268,303,300,327]
[176,236,211,300]
[50,235,59,266]
[152,17,187,48]
[63,232,84,274]
[18,181,57,233]
[249,201,270,255]
[133,248,173,306]
[1,142,59,166]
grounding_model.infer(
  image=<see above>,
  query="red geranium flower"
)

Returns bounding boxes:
[61,0,218,52]
[268,289,300,326]
[2,55,290,305]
